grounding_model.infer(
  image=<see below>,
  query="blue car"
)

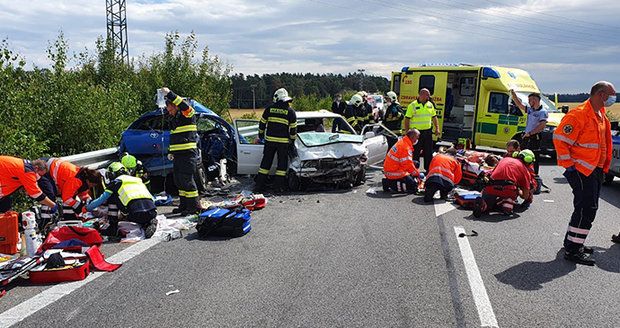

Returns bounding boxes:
[118,100,238,189]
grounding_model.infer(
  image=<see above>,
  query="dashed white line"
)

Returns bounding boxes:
[0,238,161,328]
[454,226,499,328]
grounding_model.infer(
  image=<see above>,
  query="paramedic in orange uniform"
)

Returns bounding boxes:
[424,148,462,202]
[382,129,421,193]
[553,81,615,266]
[0,156,57,213]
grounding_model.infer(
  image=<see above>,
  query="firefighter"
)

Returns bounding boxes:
[120,152,151,190]
[0,156,57,213]
[85,162,158,238]
[424,147,462,202]
[382,91,404,150]
[382,129,421,194]
[358,91,374,127]
[553,81,615,266]
[473,150,535,218]
[403,88,441,171]
[32,158,101,220]
[345,94,364,133]
[253,88,297,193]
[161,87,203,215]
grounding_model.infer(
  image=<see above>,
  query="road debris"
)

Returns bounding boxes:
[458,230,479,238]
[166,289,180,296]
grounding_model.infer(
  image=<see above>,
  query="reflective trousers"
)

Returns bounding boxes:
[563,168,603,253]
[173,149,199,209]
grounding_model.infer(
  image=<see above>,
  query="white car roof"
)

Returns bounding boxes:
[296,109,344,119]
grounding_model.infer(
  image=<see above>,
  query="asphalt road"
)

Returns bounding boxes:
[1,162,619,327]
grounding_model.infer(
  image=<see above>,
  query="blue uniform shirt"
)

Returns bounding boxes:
[525,105,548,134]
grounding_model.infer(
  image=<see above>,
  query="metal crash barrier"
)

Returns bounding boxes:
[60,147,119,169]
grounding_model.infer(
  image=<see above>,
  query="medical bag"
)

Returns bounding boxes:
[196,207,252,238]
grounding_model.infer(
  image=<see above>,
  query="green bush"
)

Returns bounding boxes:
[0,31,232,160]
[293,94,332,112]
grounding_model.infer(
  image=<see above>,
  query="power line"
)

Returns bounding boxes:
[479,0,618,31]
[362,0,604,49]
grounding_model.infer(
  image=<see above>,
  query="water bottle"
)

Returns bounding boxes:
[156,88,166,109]
[21,211,43,256]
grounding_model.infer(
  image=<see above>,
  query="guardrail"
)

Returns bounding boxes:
[60,147,119,169]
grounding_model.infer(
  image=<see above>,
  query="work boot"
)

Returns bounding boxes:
[172,197,187,214]
[253,174,267,193]
[144,218,158,239]
[382,178,389,192]
[182,197,205,216]
[612,233,620,244]
[564,250,595,266]
[473,197,485,218]
[580,246,594,254]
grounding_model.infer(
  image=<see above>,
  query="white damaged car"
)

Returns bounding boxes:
[234,110,388,190]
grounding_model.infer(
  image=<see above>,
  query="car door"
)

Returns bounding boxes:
[234,119,265,175]
[361,124,388,165]
[121,114,170,155]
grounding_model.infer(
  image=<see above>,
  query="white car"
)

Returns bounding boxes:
[234,110,388,190]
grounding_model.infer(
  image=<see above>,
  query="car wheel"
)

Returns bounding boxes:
[195,162,208,194]
[604,173,615,185]
[288,170,302,192]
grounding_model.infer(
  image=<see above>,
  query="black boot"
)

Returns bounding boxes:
[182,197,205,216]
[172,196,187,214]
[612,233,620,244]
[564,249,595,266]
[382,178,389,192]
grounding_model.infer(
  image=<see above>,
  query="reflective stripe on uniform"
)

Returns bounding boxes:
[268,117,290,125]
[172,95,183,106]
[171,124,197,134]
[566,235,586,244]
[117,175,152,206]
[169,142,197,151]
[575,159,596,170]
[557,154,571,160]
[258,168,270,175]
[575,143,599,149]
[553,134,576,145]
[265,136,290,143]
[387,153,411,163]
[184,190,199,198]
[568,226,590,235]
[275,170,286,177]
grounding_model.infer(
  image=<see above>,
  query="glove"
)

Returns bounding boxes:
[50,204,59,214]
[167,153,174,161]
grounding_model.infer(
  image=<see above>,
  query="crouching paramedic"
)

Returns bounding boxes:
[85,162,158,238]
[0,156,57,213]
[424,147,462,202]
[32,158,101,220]
[473,150,534,218]
[161,87,203,215]
[382,129,421,193]
[254,88,297,193]
[120,153,151,190]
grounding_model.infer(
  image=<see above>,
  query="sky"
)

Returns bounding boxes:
[0,0,618,93]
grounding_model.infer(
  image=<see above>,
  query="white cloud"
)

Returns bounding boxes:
[0,0,618,92]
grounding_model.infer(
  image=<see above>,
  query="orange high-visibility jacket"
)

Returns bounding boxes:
[553,100,612,176]
[47,158,90,208]
[0,156,44,200]
[383,137,419,180]
[427,154,462,184]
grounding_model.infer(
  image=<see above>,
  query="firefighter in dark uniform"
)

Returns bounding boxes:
[346,94,364,133]
[359,91,374,126]
[254,88,297,193]
[161,87,203,215]
[382,91,404,150]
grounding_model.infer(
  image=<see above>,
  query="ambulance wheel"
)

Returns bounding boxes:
[604,173,615,185]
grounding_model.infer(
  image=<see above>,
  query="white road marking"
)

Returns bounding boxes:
[0,238,161,328]
[434,199,458,217]
[454,226,499,328]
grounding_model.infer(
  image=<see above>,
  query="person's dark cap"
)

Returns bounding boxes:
[528,92,541,99]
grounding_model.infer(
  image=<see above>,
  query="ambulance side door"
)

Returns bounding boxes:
[411,71,448,140]
[477,91,512,148]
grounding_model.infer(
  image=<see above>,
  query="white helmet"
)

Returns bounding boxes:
[350,94,363,106]
[387,91,398,102]
[273,88,293,102]
[357,91,368,97]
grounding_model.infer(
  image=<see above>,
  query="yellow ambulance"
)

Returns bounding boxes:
[391,64,565,154]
